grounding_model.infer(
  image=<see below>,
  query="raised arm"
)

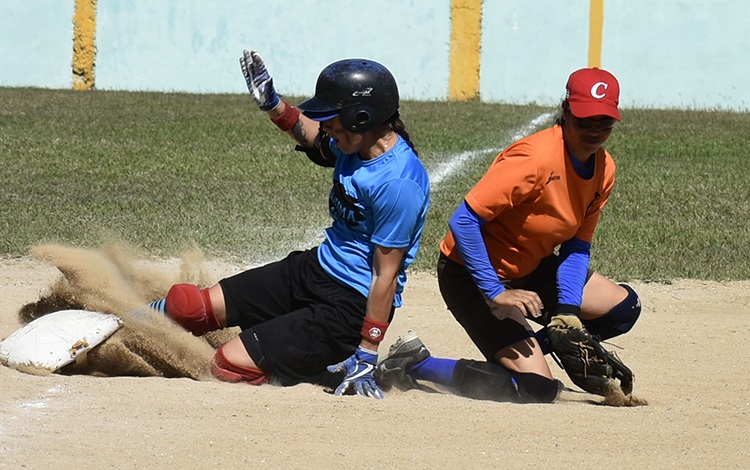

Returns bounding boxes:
[239,49,321,148]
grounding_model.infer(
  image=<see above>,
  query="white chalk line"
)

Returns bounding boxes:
[0,385,67,453]
[428,112,553,187]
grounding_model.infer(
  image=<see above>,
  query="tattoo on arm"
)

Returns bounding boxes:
[292,121,308,146]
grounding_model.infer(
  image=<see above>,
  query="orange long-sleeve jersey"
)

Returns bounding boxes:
[439,125,616,280]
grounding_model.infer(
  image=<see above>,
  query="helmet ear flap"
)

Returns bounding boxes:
[354,110,371,128]
[341,107,373,132]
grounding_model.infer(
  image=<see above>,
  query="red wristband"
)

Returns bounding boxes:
[361,317,389,343]
[270,101,300,132]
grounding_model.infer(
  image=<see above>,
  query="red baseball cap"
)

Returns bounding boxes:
[565,67,621,121]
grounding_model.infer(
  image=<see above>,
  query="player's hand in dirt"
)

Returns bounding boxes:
[327,346,384,400]
[240,49,280,111]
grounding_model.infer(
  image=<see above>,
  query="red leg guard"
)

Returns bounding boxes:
[164,284,222,336]
[211,345,269,385]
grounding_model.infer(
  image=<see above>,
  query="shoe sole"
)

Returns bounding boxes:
[375,331,427,392]
[387,330,423,357]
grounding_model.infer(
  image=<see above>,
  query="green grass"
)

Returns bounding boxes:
[1,87,748,281]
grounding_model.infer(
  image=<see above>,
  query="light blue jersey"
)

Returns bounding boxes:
[317,136,430,307]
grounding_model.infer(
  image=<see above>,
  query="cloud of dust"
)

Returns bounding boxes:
[598,381,649,407]
[18,243,238,381]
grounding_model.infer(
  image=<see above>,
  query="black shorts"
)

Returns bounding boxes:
[219,248,368,387]
[437,253,591,361]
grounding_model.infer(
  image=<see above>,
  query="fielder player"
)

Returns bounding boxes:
[150,51,429,399]
[376,68,641,402]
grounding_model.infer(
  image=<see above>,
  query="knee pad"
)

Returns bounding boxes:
[450,359,521,403]
[584,283,642,340]
[513,372,559,403]
[211,345,269,385]
[164,284,221,336]
[450,360,557,403]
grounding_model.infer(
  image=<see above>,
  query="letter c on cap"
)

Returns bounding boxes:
[591,82,608,99]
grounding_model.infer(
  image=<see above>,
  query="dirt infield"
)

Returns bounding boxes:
[1,249,749,469]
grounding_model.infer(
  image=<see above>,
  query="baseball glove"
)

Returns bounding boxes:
[547,315,634,396]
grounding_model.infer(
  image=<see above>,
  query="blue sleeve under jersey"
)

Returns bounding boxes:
[557,237,591,310]
[448,201,505,300]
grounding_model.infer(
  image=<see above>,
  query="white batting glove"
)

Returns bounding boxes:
[239,49,281,111]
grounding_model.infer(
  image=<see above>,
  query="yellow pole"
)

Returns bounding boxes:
[588,0,604,68]
[449,0,482,101]
[72,0,98,90]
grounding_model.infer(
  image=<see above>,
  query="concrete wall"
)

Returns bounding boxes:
[93,0,451,100]
[1,0,748,110]
[0,0,76,89]
[605,1,750,110]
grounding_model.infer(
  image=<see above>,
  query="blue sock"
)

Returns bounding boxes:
[408,357,458,386]
[149,298,166,314]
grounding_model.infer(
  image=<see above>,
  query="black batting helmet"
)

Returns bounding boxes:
[297,58,399,133]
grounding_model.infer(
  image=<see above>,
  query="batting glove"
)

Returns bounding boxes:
[239,49,281,111]
[327,346,384,400]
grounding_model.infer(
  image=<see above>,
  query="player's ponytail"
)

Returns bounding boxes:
[388,113,419,157]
